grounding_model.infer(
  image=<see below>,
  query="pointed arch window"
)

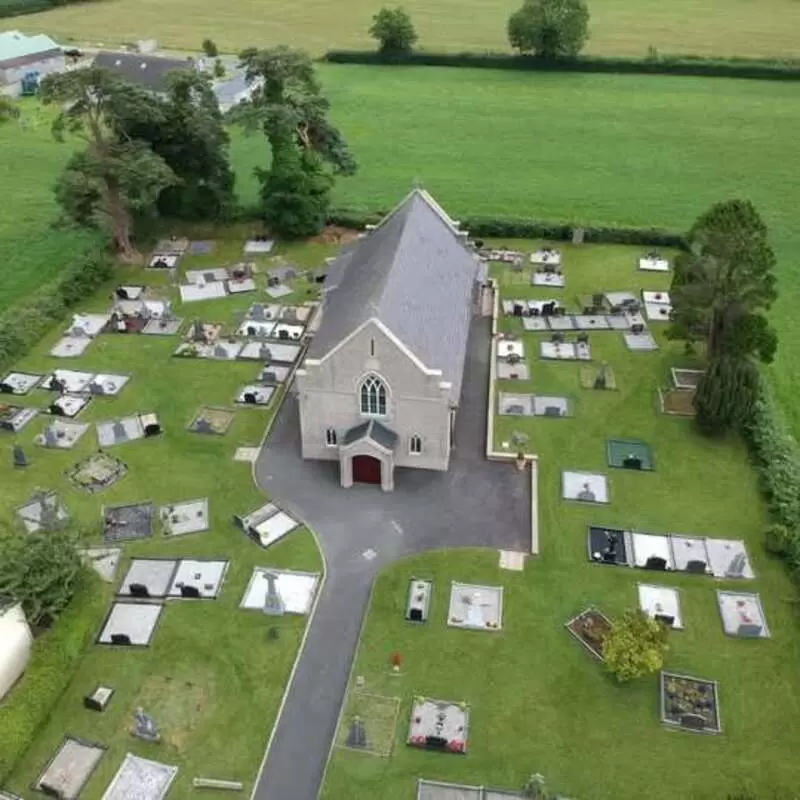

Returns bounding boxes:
[360,374,387,417]
[410,434,422,455]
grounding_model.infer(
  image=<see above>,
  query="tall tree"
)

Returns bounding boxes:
[113,69,235,220]
[694,354,760,435]
[669,199,778,362]
[39,67,175,262]
[235,45,356,175]
[369,7,418,56]
[508,0,590,58]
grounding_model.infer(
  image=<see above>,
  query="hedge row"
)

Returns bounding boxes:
[743,378,800,578]
[0,0,56,17]
[0,574,107,782]
[323,50,800,82]
[0,245,113,374]
[328,209,687,248]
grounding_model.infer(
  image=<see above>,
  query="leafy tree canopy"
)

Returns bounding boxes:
[201,38,219,58]
[669,199,777,363]
[369,7,419,56]
[603,609,669,683]
[694,354,760,435]
[507,0,590,58]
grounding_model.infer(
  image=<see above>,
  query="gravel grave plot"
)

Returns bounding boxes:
[96,602,164,647]
[532,272,565,288]
[645,302,672,322]
[240,568,320,614]
[167,559,229,599]
[101,754,178,800]
[160,498,209,537]
[624,332,659,351]
[117,558,179,598]
[562,471,609,504]
[96,416,145,447]
[0,371,42,395]
[521,317,549,331]
[272,322,305,340]
[16,491,69,533]
[258,365,290,384]
[706,538,755,579]
[68,452,128,492]
[102,502,155,543]
[547,315,576,331]
[251,342,301,364]
[35,420,90,449]
[496,361,529,380]
[246,303,283,321]
[188,406,235,436]
[669,535,711,574]
[36,737,105,800]
[50,335,93,358]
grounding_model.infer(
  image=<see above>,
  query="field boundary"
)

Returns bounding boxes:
[324,50,800,82]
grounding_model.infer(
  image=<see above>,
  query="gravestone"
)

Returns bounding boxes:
[577,483,596,502]
[262,571,286,616]
[686,559,707,574]
[112,420,128,443]
[267,626,280,641]
[213,344,228,359]
[655,613,675,626]
[262,370,278,385]
[181,585,201,599]
[572,227,585,245]
[84,685,114,712]
[645,556,667,571]
[622,455,642,470]
[132,707,161,742]
[259,345,272,361]
[244,392,257,405]
[250,304,266,321]
[88,381,105,395]
[543,406,562,417]
[193,418,215,435]
[110,633,131,645]
[12,444,28,467]
[129,582,150,598]
[44,426,59,447]
[346,717,368,749]
[727,552,747,578]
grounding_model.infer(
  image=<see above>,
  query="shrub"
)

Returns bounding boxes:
[201,38,219,58]
[603,609,669,683]
[369,7,418,57]
[764,523,792,556]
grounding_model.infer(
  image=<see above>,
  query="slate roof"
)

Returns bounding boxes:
[0,31,60,65]
[342,420,398,450]
[307,189,480,400]
[93,51,192,92]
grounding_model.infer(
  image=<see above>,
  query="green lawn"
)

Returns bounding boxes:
[234,64,800,434]
[11,0,800,58]
[0,226,334,797]
[322,243,800,800]
[0,102,100,311]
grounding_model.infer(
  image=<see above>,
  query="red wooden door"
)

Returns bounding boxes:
[352,455,381,485]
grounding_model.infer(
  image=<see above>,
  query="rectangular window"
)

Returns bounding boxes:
[370,338,375,357]
[410,435,422,455]
[325,428,337,447]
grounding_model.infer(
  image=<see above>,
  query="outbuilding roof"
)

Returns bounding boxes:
[0,30,60,65]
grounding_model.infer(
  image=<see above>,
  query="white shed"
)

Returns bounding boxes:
[0,603,33,701]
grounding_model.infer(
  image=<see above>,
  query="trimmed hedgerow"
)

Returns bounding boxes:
[0,246,112,373]
[326,210,687,248]
[322,50,800,82]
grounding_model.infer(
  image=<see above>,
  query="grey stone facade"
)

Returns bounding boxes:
[296,190,481,491]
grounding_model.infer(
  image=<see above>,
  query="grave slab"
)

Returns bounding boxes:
[227,277,257,294]
[251,342,300,364]
[36,420,90,449]
[258,365,290,384]
[187,240,215,255]
[87,373,130,396]
[142,318,183,336]
[240,568,320,614]
[179,282,227,303]
[238,341,278,361]
[624,331,659,351]
[521,317,549,331]
[103,502,155,543]
[243,239,275,254]
[265,284,292,299]
[717,591,769,638]
[496,362,529,380]
[645,302,672,322]
[639,256,670,272]
[69,313,111,338]
[273,322,305,341]
[80,547,122,582]
[236,385,275,406]
[36,736,105,800]
[240,506,301,549]
[0,404,38,432]
[572,315,610,330]
[669,535,711,574]
[407,698,469,753]
[48,393,91,418]
[118,559,179,598]
[68,452,127,492]
[97,602,164,646]
[186,267,228,284]
[562,471,609,504]
[498,392,534,416]
[96,415,145,447]
[160,498,209,537]
[498,550,525,571]
[280,304,311,323]
[706,539,755,579]
[101,754,178,800]
[530,249,561,266]
[631,532,674,571]
[447,582,503,631]
[532,395,570,417]
[233,447,260,462]
[16,491,69,533]
[605,314,632,330]
[148,254,179,269]
[40,370,95,393]
[540,341,591,361]
[0,371,42,395]
[604,291,638,307]
[531,272,565,288]
[237,319,277,339]
[167,559,229,599]
[50,336,92,358]
[671,368,704,389]
[638,584,683,628]
[114,285,144,301]
[588,525,630,565]
[497,341,525,360]
[546,315,575,331]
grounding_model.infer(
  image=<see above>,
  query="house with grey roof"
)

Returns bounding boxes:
[0,31,64,96]
[92,51,194,94]
[295,189,484,491]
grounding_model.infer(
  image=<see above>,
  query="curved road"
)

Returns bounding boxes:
[252,318,530,800]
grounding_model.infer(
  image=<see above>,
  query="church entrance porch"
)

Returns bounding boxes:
[352,455,382,485]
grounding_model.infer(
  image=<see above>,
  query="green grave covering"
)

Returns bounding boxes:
[606,438,654,471]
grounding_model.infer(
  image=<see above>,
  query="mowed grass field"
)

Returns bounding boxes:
[0,104,100,310]
[12,0,800,58]
[233,65,800,433]
[322,245,800,800]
